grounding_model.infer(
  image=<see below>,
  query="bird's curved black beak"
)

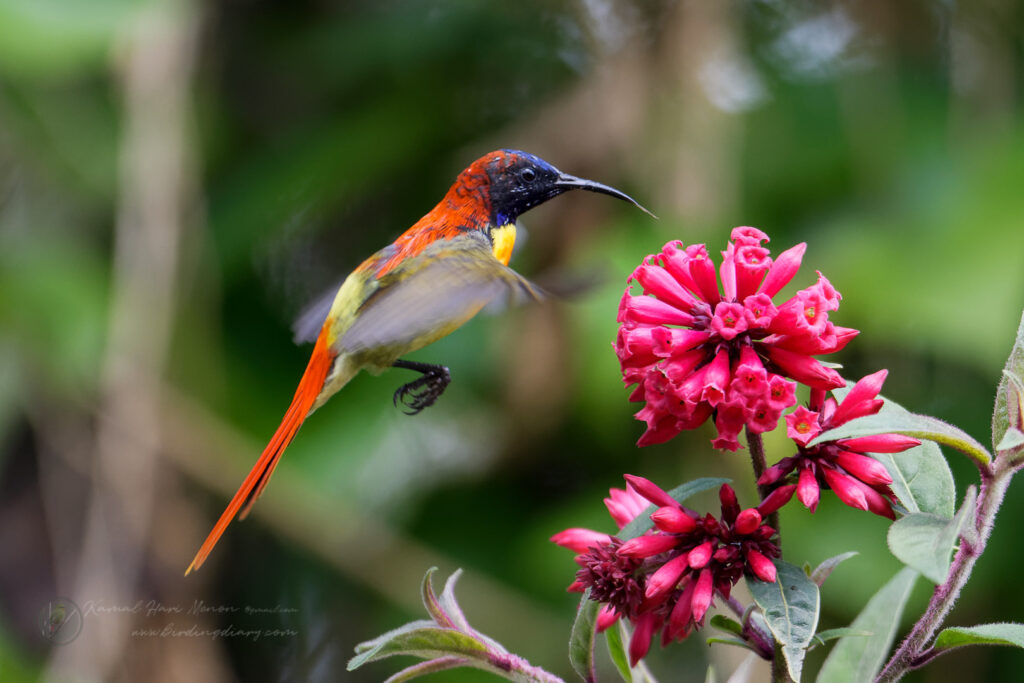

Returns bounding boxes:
[555,173,657,219]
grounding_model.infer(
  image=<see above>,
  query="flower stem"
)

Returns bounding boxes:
[745,427,790,681]
[875,464,1010,682]
[497,654,565,683]
[747,428,780,538]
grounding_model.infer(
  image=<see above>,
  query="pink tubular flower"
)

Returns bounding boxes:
[567,476,780,665]
[616,229,854,450]
[758,370,921,518]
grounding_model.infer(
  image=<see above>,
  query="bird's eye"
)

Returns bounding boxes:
[520,167,537,183]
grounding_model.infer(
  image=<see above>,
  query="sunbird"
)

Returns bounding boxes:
[186,149,652,574]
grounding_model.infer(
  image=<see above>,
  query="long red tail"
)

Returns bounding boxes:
[185,332,335,575]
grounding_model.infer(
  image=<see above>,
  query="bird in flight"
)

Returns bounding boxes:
[185,149,653,574]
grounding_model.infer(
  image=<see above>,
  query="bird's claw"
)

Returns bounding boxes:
[393,366,451,415]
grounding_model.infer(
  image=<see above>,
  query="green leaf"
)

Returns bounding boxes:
[811,627,872,647]
[605,619,631,683]
[995,426,1024,453]
[604,621,658,683]
[827,388,956,517]
[933,623,1024,651]
[816,567,918,683]
[618,477,729,541]
[887,487,976,583]
[569,592,599,682]
[813,411,991,468]
[810,551,858,587]
[993,309,1024,455]
[709,614,744,638]
[420,567,452,628]
[748,560,820,682]
[705,636,755,651]
[348,627,489,671]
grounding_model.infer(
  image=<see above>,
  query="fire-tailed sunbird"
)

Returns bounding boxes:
[185,149,652,574]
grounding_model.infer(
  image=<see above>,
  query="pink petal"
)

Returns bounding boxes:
[666,577,696,641]
[832,370,889,426]
[758,484,797,515]
[711,302,748,341]
[840,434,921,454]
[645,553,691,600]
[659,241,702,294]
[735,245,772,300]
[821,467,869,511]
[785,405,822,446]
[688,540,714,569]
[834,449,893,486]
[719,483,740,523]
[719,241,737,302]
[688,251,721,305]
[596,604,620,632]
[632,261,700,311]
[759,242,806,298]
[690,567,714,623]
[701,348,732,407]
[629,611,659,666]
[766,346,845,390]
[550,528,613,554]
[619,533,679,559]
[651,506,698,534]
[743,293,778,329]
[734,508,762,535]
[796,467,820,511]
[731,226,769,245]
[624,474,678,508]
[619,289,695,326]
[746,549,777,583]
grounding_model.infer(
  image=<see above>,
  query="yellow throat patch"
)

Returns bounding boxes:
[491,223,517,265]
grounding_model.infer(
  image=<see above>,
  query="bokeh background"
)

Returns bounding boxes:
[1,1,1023,681]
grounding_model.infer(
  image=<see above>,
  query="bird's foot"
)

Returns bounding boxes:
[392,360,451,415]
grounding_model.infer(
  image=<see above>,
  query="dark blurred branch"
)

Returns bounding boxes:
[43,4,200,681]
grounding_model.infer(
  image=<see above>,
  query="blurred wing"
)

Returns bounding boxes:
[292,282,341,345]
[336,236,541,356]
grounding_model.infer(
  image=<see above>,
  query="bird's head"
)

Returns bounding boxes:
[456,150,653,227]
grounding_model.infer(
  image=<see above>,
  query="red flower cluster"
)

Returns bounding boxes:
[758,370,921,518]
[553,477,787,665]
[616,227,857,450]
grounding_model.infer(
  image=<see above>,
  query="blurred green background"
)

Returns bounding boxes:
[1,1,1022,681]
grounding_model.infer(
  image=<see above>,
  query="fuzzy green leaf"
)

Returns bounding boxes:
[749,560,819,682]
[812,627,872,647]
[618,477,729,542]
[933,623,1024,651]
[605,619,631,683]
[348,627,489,671]
[993,310,1024,456]
[569,592,599,682]
[810,551,858,587]
[816,567,918,683]
[887,487,975,583]
[709,614,744,638]
[705,636,755,651]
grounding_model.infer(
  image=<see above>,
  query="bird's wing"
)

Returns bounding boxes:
[334,232,542,357]
[292,284,339,345]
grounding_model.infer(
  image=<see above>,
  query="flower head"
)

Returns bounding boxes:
[563,476,781,665]
[617,229,856,450]
[758,370,921,518]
